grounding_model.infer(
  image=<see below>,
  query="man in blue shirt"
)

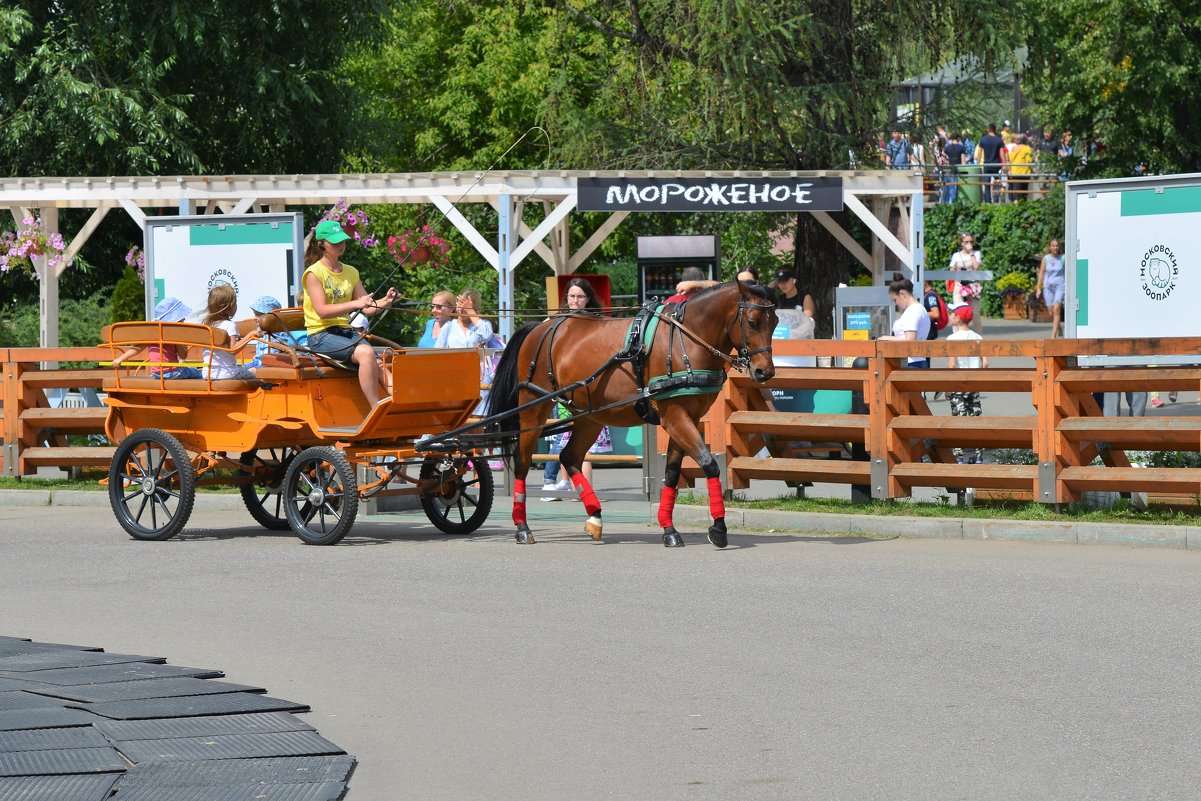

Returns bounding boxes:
[885,130,912,169]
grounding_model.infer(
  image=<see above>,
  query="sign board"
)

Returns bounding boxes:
[834,286,894,342]
[579,177,843,213]
[1067,174,1200,364]
[144,213,304,319]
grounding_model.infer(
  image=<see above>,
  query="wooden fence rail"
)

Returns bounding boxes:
[6,339,1201,506]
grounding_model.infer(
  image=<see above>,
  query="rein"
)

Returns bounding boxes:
[653,295,776,374]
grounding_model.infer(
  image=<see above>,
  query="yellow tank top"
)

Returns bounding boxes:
[303,261,360,334]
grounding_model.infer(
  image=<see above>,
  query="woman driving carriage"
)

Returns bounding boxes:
[302,219,398,406]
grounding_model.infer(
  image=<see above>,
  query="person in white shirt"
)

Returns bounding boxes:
[201,283,258,380]
[948,233,984,334]
[879,277,931,367]
[433,289,493,349]
[945,304,989,464]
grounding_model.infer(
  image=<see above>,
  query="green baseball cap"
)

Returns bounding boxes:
[315,219,351,244]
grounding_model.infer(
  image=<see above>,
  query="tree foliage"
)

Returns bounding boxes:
[0,1,383,176]
[1023,0,1201,177]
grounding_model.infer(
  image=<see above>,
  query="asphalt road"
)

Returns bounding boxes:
[2,504,1201,800]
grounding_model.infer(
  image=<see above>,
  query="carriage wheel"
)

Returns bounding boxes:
[239,448,297,531]
[108,428,196,541]
[419,456,494,535]
[283,446,358,545]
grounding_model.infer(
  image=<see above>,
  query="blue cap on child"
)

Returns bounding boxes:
[250,295,283,314]
[153,297,192,322]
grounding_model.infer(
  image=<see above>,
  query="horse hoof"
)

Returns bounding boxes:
[662,527,684,548]
[707,523,728,549]
[585,515,603,541]
[515,524,536,545]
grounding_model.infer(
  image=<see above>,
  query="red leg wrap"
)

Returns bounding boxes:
[707,477,725,520]
[512,477,527,525]
[658,485,678,528]
[571,473,602,517]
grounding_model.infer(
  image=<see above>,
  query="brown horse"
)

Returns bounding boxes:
[486,280,777,547]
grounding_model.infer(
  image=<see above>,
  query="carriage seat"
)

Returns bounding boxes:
[100,321,262,392]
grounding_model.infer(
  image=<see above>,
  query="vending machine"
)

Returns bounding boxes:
[636,235,720,303]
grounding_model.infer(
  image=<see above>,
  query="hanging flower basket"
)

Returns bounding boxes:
[0,215,69,279]
[316,199,378,247]
[387,225,450,269]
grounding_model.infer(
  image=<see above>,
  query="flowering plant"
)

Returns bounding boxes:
[319,199,379,247]
[125,245,146,282]
[387,225,451,269]
[994,271,1031,297]
[0,215,69,278]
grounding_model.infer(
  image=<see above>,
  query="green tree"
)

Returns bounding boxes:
[1024,0,1201,177]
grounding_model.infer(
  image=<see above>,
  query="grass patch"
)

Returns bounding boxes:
[677,492,1201,527]
[0,475,240,494]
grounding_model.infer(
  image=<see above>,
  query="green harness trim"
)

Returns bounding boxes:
[623,305,726,400]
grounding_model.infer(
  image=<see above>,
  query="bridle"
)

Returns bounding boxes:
[657,288,776,374]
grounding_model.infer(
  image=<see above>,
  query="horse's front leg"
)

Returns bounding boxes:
[660,406,728,549]
[561,419,605,541]
[657,440,687,548]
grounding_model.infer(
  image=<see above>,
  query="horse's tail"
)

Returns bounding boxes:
[484,321,539,435]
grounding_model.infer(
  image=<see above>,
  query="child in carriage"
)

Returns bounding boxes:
[109,296,203,379]
[200,283,260,381]
[245,295,308,370]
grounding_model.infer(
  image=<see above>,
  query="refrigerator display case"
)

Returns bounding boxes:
[636,235,720,303]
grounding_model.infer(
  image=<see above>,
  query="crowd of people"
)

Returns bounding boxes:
[881,122,1074,203]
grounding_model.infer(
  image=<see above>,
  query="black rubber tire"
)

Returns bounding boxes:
[108,428,195,541]
[283,446,358,545]
[239,448,296,530]
[419,456,494,535]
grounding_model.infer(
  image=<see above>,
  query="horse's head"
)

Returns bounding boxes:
[734,280,777,384]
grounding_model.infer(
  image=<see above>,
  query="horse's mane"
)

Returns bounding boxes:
[686,280,774,305]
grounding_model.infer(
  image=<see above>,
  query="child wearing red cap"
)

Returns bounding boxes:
[946,304,988,464]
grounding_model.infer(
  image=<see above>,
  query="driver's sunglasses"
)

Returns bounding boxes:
[431,302,452,309]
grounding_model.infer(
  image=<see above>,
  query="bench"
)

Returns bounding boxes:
[101,322,262,393]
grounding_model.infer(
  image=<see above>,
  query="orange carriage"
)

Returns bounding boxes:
[100,311,492,544]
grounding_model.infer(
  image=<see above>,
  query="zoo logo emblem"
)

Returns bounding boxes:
[1139,244,1177,301]
[207,268,240,295]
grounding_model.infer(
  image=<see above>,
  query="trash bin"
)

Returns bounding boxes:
[958,164,982,205]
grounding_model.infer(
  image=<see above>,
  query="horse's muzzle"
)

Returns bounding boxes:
[750,364,775,384]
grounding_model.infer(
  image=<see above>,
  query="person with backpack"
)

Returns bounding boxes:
[923,279,950,399]
[885,130,912,170]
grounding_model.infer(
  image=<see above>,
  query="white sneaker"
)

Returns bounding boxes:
[540,483,561,502]
[553,479,573,492]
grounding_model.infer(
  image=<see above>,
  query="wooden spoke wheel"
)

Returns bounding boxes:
[239,448,297,531]
[108,428,195,541]
[419,456,494,535]
[283,446,358,545]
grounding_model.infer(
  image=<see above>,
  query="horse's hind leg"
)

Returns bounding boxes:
[657,440,687,548]
[560,418,605,541]
[512,411,546,545]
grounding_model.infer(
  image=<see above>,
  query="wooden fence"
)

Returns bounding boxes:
[672,337,1201,506]
[6,339,1201,506]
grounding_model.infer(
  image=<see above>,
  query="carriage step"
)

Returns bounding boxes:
[316,426,360,435]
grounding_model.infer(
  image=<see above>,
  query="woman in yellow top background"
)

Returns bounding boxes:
[303,219,398,405]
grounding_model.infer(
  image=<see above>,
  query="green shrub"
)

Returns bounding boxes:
[926,188,1065,317]
[110,265,145,324]
[0,296,112,352]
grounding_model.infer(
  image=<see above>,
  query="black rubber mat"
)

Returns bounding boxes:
[0,706,101,731]
[2,663,223,686]
[0,727,110,752]
[114,731,343,764]
[0,773,119,801]
[110,780,346,801]
[0,746,127,777]
[0,680,46,695]
[0,652,163,673]
[113,755,355,787]
[0,641,96,654]
[0,693,64,712]
[34,677,264,704]
[93,712,314,741]
[73,693,309,720]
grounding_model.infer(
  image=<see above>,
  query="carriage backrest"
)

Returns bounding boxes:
[238,308,306,336]
[105,321,231,350]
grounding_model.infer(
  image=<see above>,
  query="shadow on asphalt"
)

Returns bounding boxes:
[172,522,891,549]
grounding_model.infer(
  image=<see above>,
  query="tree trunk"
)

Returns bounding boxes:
[794,211,849,340]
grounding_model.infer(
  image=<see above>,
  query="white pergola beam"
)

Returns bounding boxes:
[59,203,113,277]
[844,193,913,269]
[567,211,629,273]
[429,194,499,269]
[119,198,147,230]
[511,196,576,269]
[812,210,873,273]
